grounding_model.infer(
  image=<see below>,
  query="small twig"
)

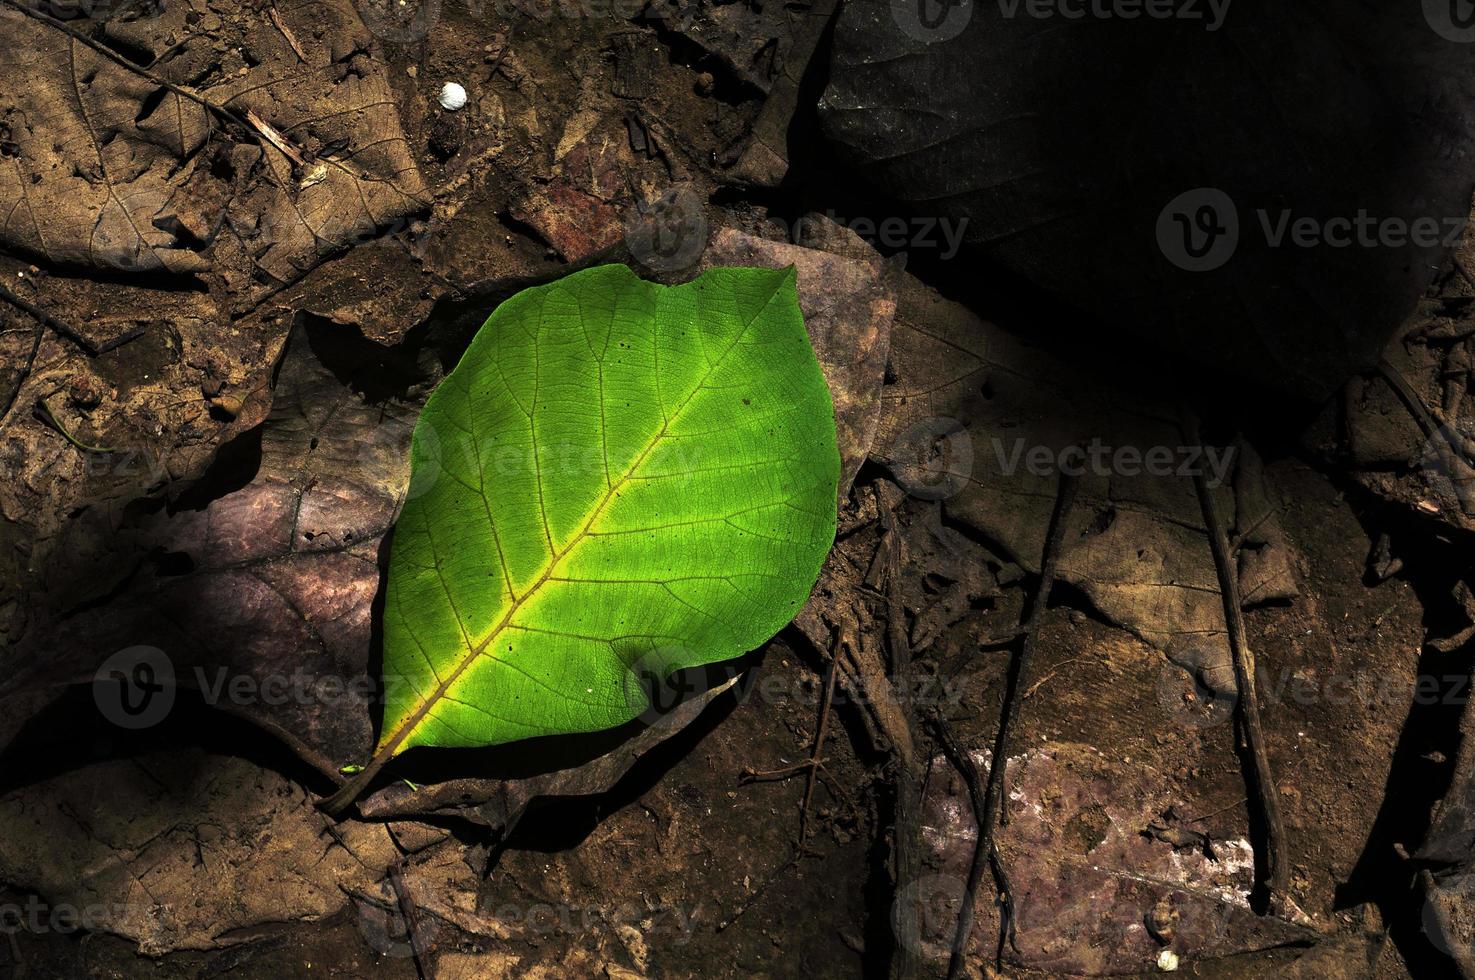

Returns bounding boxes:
[35,397,115,452]
[1184,797,1249,825]
[0,318,44,425]
[1181,411,1289,916]
[387,862,436,980]
[740,759,831,782]
[930,714,1016,970]
[880,507,927,980]
[268,5,309,63]
[245,109,307,167]
[945,471,1077,977]
[799,639,841,842]
[0,0,322,174]
[0,281,113,355]
[716,848,799,932]
[1021,657,1088,700]
[977,626,1028,648]
[1228,509,1274,555]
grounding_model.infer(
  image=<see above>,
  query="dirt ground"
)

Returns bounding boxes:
[2,1,1475,979]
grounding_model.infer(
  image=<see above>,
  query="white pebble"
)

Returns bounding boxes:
[438,82,467,111]
[1156,949,1180,972]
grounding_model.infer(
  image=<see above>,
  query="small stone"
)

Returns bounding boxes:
[1156,949,1180,972]
[438,82,467,111]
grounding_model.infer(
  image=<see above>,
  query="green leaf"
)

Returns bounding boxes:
[372,264,838,764]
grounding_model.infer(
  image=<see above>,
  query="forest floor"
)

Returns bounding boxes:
[2,0,1475,978]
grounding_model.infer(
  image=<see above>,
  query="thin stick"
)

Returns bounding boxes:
[268,5,309,63]
[0,282,144,423]
[799,641,840,842]
[0,282,114,354]
[0,318,44,425]
[930,714,1015,971]
[1181,411,1289,915]
[0,0,338,179]
[387,861,436,980]
[944,470,1077,977]
[1,0,227,120]
[881,508,925,980]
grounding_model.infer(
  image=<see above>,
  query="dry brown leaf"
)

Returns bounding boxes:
[0,0,427,300]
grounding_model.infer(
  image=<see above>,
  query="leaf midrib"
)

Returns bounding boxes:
[377,275,788,756]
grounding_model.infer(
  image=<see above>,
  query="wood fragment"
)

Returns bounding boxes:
[268,5,309,63]
[1181,411,1290,916]
[882,508,924,980]
[799,640,840,842]
[939,470,1077,977]
[245,109,308,168]
[387,861,436,980]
